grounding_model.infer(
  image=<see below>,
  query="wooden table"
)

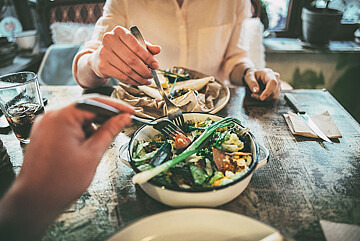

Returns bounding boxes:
[0,86,359,241]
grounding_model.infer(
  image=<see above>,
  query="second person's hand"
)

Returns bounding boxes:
[244,68,281,101]
[0,95,134,241]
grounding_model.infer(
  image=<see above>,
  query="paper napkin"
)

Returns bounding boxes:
[320,220,360,241]
[283,111,342,139]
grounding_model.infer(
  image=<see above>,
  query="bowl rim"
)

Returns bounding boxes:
[127,112,260,193]
[15,30,37,38]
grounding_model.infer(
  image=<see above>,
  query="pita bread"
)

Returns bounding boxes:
[111,68,222,120]
[170,76,213,92]
[138,86,162,100]
[148,70,169,89]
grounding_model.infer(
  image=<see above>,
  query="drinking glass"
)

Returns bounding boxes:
[0,72,44,144]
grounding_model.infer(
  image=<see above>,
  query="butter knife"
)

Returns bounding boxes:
[284,93,333,143]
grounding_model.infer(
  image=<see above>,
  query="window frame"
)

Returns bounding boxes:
[267,0,359,40]
[268,0,304,38]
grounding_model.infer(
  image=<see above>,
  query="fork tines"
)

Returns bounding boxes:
[170,110,185,128]
[160,120,185,140]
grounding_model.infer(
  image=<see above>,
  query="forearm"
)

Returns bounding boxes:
[75,53,109,89]
[0,179,65,241]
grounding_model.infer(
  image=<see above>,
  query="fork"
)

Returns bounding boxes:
[75,99,185,140]
[129,26,185,128]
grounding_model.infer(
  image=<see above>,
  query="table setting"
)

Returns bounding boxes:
[0,27,359,241]
[0,66,359,241]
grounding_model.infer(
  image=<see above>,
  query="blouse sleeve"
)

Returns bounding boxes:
[219,0,255,80]
[72,0,128,82]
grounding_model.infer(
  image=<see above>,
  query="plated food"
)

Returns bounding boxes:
[131,116,253,189]
[111,67,230,119]
[126,113,269,207]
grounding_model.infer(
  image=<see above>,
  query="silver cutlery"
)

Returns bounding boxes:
[284,93,332,143]
[75,98,185,140]
[129,26,185,128]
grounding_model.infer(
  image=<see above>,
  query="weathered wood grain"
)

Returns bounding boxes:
[0,86,359,241]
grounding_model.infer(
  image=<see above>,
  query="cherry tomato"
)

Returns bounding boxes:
[175,133,191,149]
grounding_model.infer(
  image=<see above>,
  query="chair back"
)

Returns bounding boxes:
[38,0,105,45]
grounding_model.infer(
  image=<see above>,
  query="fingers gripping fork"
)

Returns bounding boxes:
[75,99,185,140]
[130,26,185,128]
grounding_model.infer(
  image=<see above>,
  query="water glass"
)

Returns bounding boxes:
[0,72,44,144]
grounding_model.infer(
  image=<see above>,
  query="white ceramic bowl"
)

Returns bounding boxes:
[15,30,37,50]
[126,113,269,207]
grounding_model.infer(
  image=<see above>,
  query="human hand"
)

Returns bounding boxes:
[21,95,134,206]
[88,26,161,86]
[244,68,281,101]
[0,95,134,240]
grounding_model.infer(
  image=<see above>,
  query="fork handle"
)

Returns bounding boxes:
[76,99,120,117]
[131,115,157,125]
[129,26,172,104]
[76,99,156,125]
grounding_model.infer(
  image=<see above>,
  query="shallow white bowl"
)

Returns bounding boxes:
[15,30,37,50]
[127,113,269,207]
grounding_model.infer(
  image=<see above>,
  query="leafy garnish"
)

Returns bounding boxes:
[132,117,238,184]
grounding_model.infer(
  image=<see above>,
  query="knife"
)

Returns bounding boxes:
[284,93,333,143]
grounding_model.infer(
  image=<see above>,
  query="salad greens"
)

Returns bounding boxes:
[132,117,253,189]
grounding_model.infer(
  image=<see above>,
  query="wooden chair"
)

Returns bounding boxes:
[37,0,105,46]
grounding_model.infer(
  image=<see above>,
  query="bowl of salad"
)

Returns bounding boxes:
[126,113,269,207]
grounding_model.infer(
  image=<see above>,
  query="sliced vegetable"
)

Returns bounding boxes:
[133,141,149,158]
[132,117,237,184]
[221,133,244,152]
[150,142,172,166]
[208,171,224,186]
[190,164,208,185]
[132,150,157,163]
[158,68,190,83]
[174,133,192,149]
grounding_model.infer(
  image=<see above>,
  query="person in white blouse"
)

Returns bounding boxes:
[73,0,281,101]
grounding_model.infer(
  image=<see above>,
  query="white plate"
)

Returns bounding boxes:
[107,208,282,241]
[210,78,230,114]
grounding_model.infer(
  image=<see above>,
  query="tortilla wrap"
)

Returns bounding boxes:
[148,70,169,89]
[138,86,162,100]
[171,76,214,92]
[111,71,222,120]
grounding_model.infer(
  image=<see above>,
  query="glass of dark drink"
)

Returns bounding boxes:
[0,72,44,144]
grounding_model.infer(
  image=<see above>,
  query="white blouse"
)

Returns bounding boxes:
[73,0,255,82]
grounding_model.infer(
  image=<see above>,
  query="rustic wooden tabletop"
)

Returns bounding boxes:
[0,86,359,241]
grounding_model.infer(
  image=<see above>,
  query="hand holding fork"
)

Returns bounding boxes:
[75,98,185,140]
[130,26,185,128]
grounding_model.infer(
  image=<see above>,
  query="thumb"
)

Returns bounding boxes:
[85,113,132,154]
[146,42,161,55]
[244,71,260,93]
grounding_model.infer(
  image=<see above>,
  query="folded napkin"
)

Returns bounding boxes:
[320,220,360,241]
[283,111,342,139]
